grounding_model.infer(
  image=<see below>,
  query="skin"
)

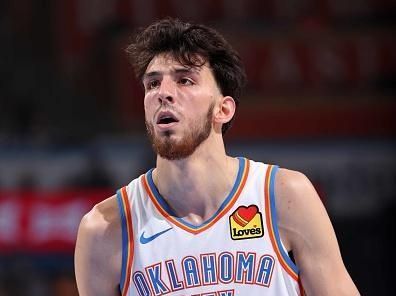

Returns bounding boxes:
[75,53,360,296]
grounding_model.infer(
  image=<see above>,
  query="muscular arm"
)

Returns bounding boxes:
[75,195,122,296]
[275,169,360,295]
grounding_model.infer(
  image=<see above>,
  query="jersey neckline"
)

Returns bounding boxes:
[142,157,250,235]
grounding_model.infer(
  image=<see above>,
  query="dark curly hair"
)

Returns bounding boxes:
[126,18,247,134]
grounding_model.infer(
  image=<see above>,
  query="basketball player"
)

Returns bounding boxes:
[75,18,360,296]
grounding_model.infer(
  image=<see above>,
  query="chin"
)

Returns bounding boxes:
[155,130,178,141]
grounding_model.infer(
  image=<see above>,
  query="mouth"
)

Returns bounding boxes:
[156,111,179,128]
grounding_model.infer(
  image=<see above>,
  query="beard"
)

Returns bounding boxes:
[146,103,214,160]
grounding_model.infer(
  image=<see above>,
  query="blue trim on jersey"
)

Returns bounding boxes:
[116,190,128,292]
[269,166,300,275]
[147,157,245,230]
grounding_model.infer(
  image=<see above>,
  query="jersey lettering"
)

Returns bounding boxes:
[133,251,276,295]
[201,253,218,285]
[165,259,184,291]
[183,256,201,288]
[133,271,151,296]
[235,252,256,284]
[146,263,170,295]
[256,255,275,287]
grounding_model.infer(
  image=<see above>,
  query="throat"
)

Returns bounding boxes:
[179,212,209,226]
[151,157,241,226]
[161,182,219,223]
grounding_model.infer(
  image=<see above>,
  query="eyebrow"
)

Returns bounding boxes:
[142,67,200,81]
[142,71,160,81]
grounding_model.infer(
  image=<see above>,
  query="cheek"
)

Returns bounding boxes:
[143,101,154,122]
[144,94,155,112]
[190,91,215,113]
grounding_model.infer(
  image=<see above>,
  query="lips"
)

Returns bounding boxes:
[156,111,179,127]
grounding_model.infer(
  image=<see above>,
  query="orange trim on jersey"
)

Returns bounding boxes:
[120,186,134,296]
[142,158,250,235]
[298,277,306,295]
[264,165,300,282]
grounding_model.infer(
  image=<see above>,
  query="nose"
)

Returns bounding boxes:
[157,77,175,104]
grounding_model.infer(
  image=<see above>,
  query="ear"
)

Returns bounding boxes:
[213,96,236,126]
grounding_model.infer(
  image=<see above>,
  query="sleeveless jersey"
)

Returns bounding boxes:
[116,158,304,296]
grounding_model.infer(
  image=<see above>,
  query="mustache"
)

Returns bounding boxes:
[153,104,180,119]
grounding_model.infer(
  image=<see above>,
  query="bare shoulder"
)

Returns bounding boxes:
[77,194,121,263]
[275,169,338,253]
[81,194,121,236]
[274,168,332,251]
[75,195,122,296]
[274,168,322,232]
[275,168,315,201]
[274,168,360,295]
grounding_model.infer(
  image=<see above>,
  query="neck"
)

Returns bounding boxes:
[152,135,239,225]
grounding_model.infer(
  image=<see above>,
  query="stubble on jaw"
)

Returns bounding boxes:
[145,103,214,160]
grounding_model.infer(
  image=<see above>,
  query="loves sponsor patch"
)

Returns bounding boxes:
[229,205,264,240]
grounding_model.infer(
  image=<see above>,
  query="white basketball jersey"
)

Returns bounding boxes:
[116,158,304,296]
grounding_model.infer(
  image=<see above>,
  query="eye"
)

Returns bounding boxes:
[146,79,160,90]
[179,78,194,86]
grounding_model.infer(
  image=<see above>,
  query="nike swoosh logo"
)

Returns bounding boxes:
[139,227,172,244]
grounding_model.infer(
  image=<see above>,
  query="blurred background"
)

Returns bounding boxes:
[0,0,395,295]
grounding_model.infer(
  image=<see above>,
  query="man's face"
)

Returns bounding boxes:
[143,53,222,160]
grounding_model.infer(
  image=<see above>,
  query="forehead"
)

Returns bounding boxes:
[143,53,221,94]
[144,53,209,77]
